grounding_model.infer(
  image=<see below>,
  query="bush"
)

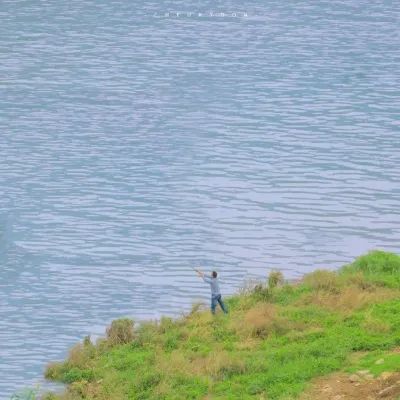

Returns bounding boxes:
[253,284,272,301]
[159,317,175,333]
[303,270,340,292]
[106,318,135,346]
[346,250,400,274]
[63,367,94,383]
[344,272,376,290]
[67,341,95,368]
[341,251,400,288]
[136,321,159,347]
[242,304,290,338]
[45,362,67,380]
[268,271,284,290]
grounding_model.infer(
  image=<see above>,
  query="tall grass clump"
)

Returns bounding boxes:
[106,318,135,346]
[303,269,340,292]
[268,270,284,290]
[244,303,292,337]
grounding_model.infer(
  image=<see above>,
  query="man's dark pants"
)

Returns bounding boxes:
[211,294,228,314]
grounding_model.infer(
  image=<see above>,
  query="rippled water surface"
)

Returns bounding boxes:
[1,0,400,396]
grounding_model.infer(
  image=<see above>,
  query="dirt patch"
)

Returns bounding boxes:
[301,372,400,400]
[390,347,400,354]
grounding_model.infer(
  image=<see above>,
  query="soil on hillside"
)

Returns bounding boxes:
[301,372,400,400]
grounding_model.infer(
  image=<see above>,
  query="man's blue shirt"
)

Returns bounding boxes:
[203,276,221,296]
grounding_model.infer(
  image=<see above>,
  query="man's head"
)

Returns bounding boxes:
[212,271,218,278]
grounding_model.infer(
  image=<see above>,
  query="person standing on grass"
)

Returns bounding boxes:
[195,269,228,315]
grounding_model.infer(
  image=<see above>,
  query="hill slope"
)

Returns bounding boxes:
[42,251,400,400]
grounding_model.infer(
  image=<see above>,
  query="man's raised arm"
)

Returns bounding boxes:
[195,268,211,283]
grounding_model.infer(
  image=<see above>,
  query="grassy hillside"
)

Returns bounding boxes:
[39,251,400,399]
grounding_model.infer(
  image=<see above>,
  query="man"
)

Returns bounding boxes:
[196,269,228,315]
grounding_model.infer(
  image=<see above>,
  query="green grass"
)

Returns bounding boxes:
[341,250,400,287]
[348,350,400,376]
[41,250,400,400]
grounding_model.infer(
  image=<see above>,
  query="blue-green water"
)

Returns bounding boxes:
[1,0,399,396]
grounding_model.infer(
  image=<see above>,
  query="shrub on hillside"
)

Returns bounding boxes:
[67,341,95,368]
[45,361,66,380]
[345,272,376,290]
[242,304,291,338]
[303,270,340,292]
[106,318,135,346]
[253,284,272,301]
[268,270,284,290]
[343,250,400,275]
[136,321,159,347]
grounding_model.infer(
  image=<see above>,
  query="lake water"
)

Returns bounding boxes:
[1,0,399,397]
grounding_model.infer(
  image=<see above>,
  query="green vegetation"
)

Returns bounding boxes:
[41,250,400,399]
[10,388,38,400]
[347,350,400,376]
